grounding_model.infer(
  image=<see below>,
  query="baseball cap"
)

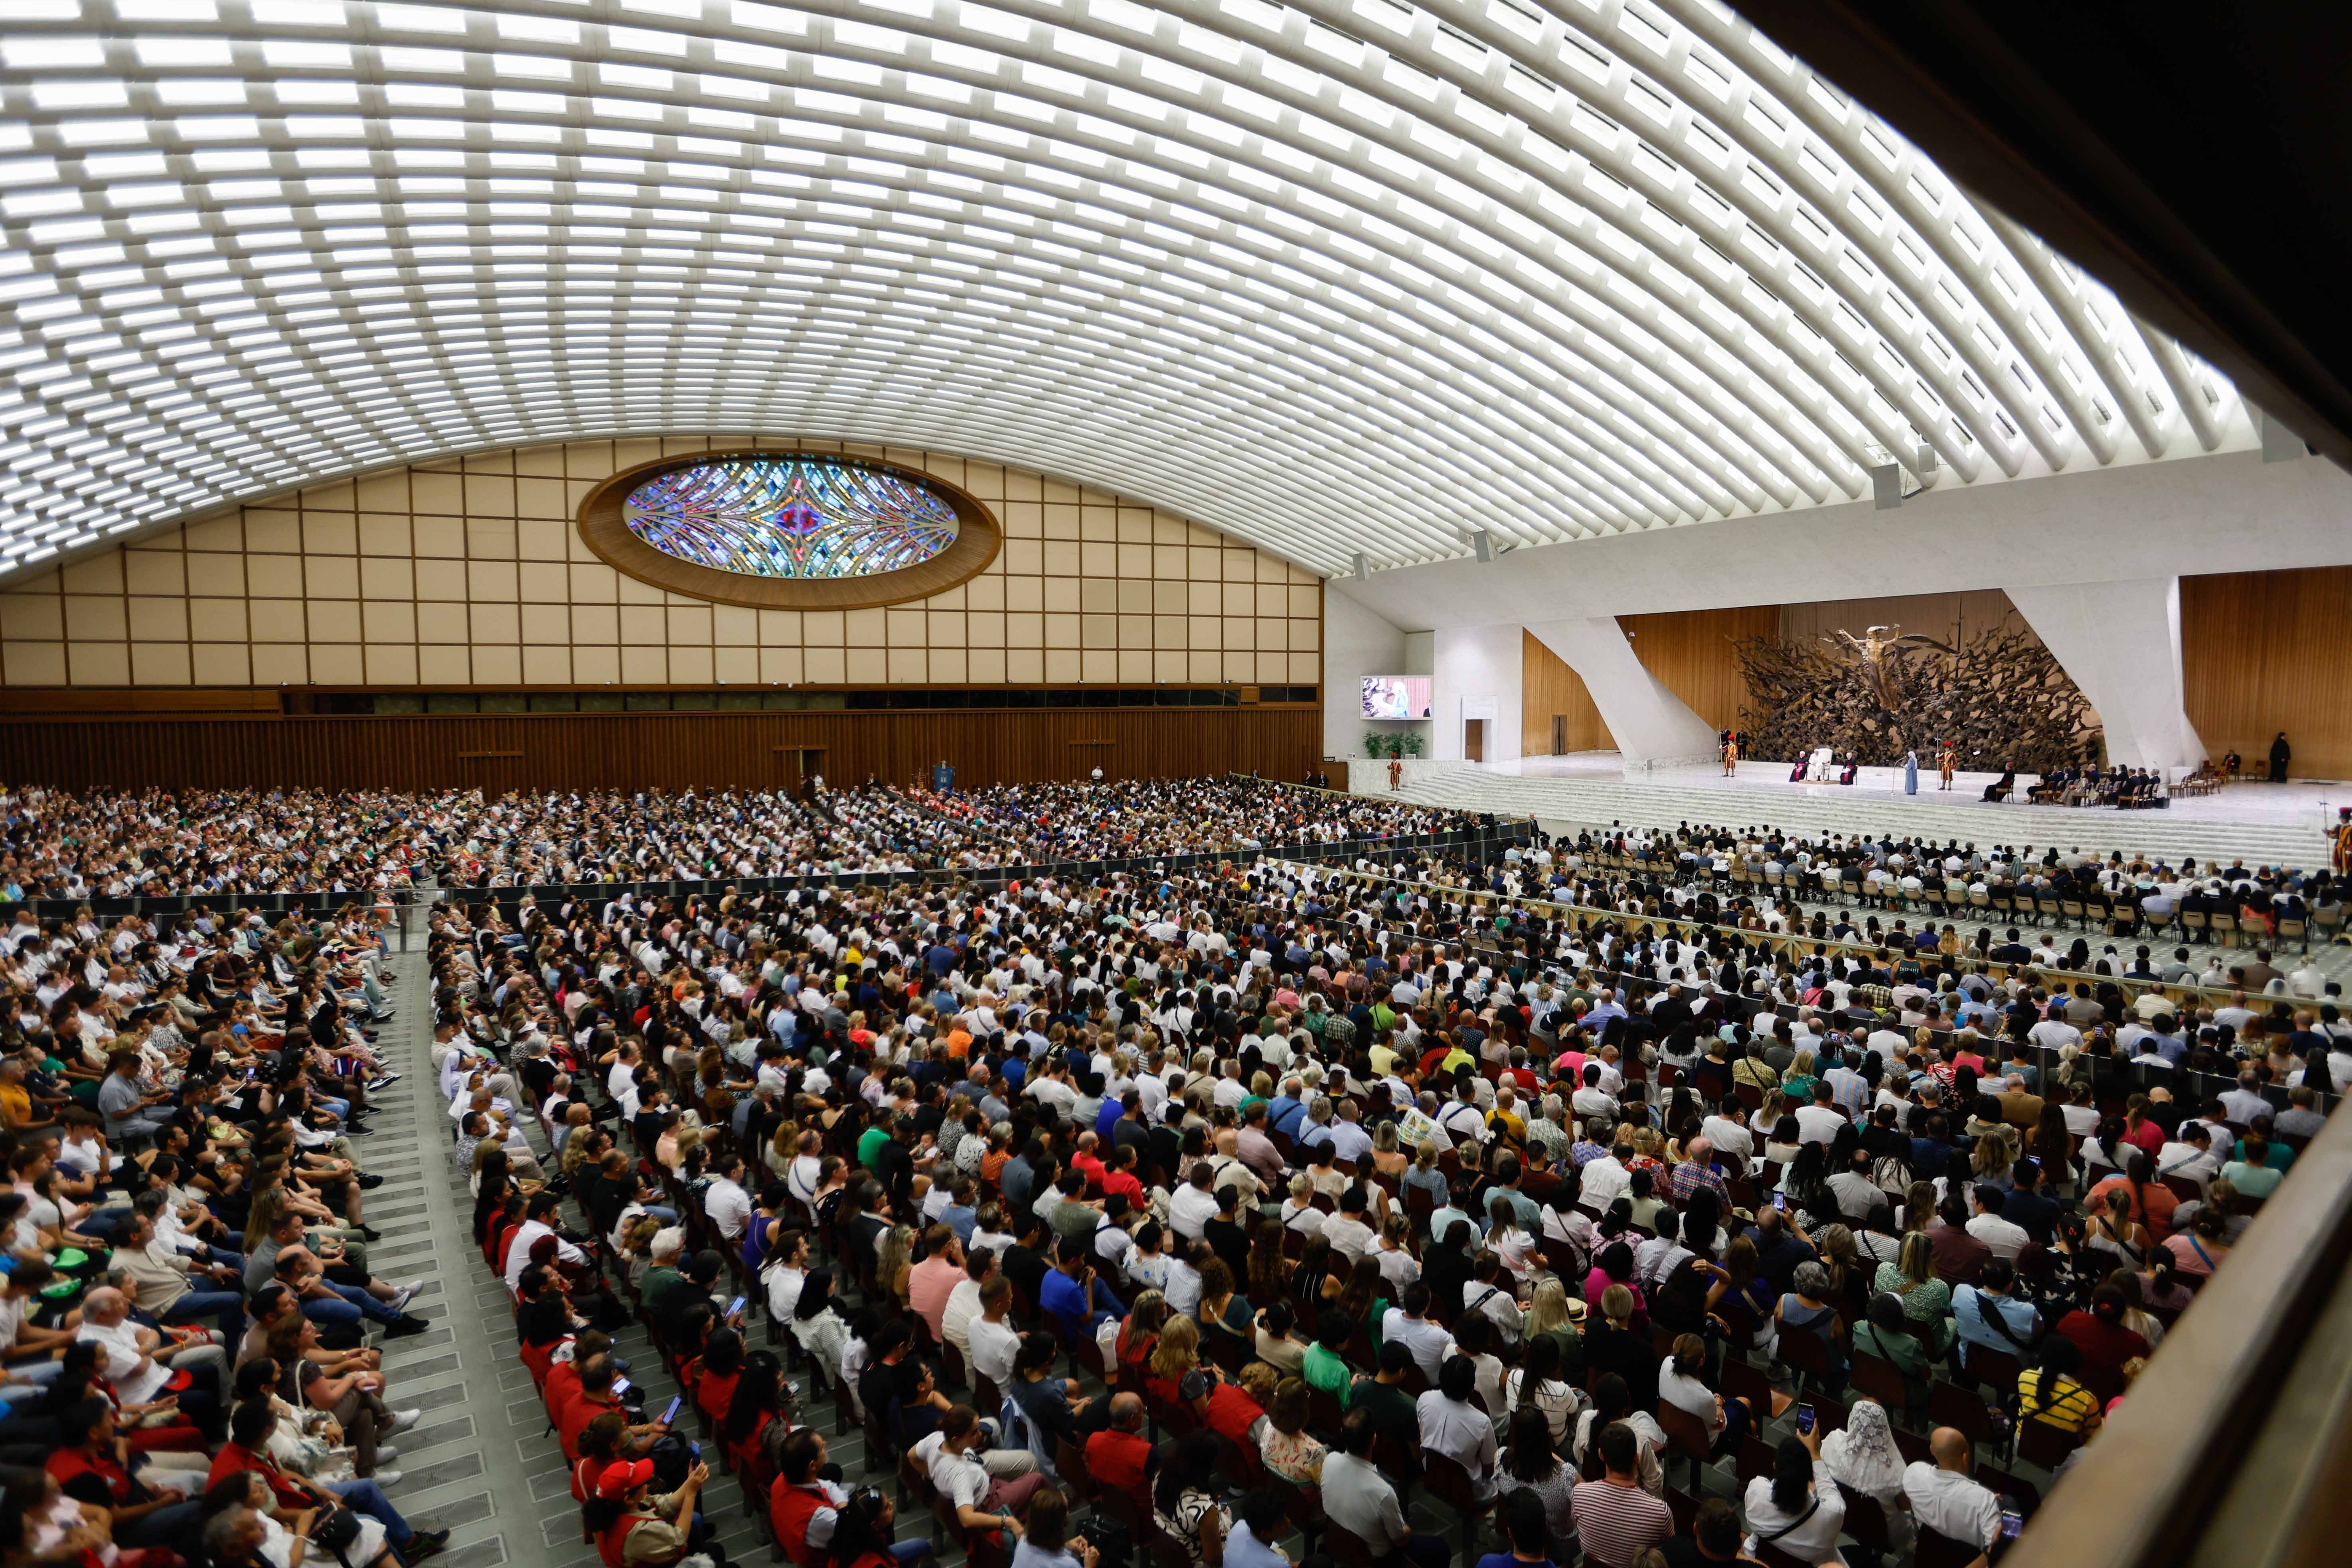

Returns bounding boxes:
[596,1459,656,1499]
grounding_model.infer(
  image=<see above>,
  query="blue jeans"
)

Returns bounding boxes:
[303,1284,400,1325]
[79,1207,134,1239]
[328,1477,414,1545]
[164,1288,245,1343]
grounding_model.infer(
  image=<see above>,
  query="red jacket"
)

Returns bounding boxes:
[769,1479,840,1568]
[1084,1429,1151,1495]
[205,1442,312,1511]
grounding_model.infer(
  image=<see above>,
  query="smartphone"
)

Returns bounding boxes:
[661,1395,683,1426]
[727,1295,746,1318]
[612,1375,632,1397]
[1794,1403,1815,1436]
[1771,1191,1787,1213]
[1998,1510,2023,1542]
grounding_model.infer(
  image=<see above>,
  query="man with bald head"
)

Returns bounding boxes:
[1901,1426,2004,1555]
[1082,1390,1153,1494]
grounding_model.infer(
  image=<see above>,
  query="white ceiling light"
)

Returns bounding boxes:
[0,0,2248,580]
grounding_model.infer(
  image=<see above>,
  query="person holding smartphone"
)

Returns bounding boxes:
[1740,1429,1846,1565]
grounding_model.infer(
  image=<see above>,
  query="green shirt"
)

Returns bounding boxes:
[1301,1343,1352,1396]
[857,1126,891,1171]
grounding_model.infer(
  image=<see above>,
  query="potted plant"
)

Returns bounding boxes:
[1400,733,1425,758]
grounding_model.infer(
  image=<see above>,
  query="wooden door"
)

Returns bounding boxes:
[1551,715,1567,755]
[1464,719,1485,762]
[1068,739,1114,780]
[774,745,827,794]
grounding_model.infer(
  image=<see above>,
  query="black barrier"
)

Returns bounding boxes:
[0,821,1535,929]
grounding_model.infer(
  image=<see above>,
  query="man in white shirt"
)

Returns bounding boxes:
[702,1153,753,1245]
[1320,1413,1423,1562]
[1167,1165,1221,1243]
[1319,1190,1377,1264]
[1416,1358,1499,1499]
[1702,1102,1755,1166]
[1792,1083,1846,1146]
[1578,1145,1631,1209]
[764,1231,809,1322]
[1380,1285,1457,1380]
[1902,1429,2002,1552]
[942,1251,991,1361]
[1963,1187,2030,1261]
[966,1275,1024,1392]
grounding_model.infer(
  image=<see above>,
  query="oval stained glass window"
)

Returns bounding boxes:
[621,455,960,579]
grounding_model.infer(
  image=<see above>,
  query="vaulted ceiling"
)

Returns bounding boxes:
[0,0,2251,581]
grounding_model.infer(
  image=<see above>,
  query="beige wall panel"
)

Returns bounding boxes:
[3,436,1321,696]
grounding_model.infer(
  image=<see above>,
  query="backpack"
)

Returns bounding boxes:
[1873,1153,1914,1197]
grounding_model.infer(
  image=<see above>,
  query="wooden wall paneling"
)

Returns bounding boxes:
[1521,632,1611,755]
[2182,567,2352,782]
[1619,606,1779,731]
[0,707,1323,794]
[1776,590,2031,652]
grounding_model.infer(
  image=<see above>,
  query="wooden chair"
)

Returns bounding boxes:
[1848,1352,1912,1420]
[1844,1492,1892,1554]
[1777,1325,1833,1396]
[1965,1347,2024,1401]
[1916,1528,1984,1568]
[1929,1378,1997,1446]
[2017,1416,2082,1469]
[1419,1451,1492,1558]
[1655,1401,1716,1491]
[1323,1523,1376,1568]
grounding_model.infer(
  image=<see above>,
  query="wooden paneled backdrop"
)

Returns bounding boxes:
[0,705,1321,793]
[1522,633,1609,756]
[1519,573,2352,774]
[2183,567,2352,780]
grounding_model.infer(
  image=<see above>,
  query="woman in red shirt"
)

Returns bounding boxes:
[2056,1288,2152,1405]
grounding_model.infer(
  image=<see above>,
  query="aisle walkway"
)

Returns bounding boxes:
[346,933,509,1568]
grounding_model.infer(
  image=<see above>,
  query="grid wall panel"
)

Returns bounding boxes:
[0,434,1323,688]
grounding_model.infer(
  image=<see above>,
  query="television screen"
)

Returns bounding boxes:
[1361,676,1432,720]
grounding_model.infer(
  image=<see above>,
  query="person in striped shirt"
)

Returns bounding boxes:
[2015,1337,2104,1438]
[1569,1420,1676,1568]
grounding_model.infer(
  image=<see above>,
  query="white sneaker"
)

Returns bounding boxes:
[388,1287,417,1313]
[374,1446,400,1465]
[388,1408,424,1434]
[373,1469,405,1488]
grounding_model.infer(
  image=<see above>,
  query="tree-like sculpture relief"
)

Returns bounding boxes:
[1733,624,2100,772]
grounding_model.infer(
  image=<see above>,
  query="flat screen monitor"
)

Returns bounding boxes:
[1361,676,1432,720]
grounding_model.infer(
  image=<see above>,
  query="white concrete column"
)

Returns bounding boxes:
[1432,624,1523,763]
[1526,616,1720,768]
[1321,592,1409,764]
[2004,578,2206,770]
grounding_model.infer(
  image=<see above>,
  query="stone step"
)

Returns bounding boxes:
[1361,762,2326,871]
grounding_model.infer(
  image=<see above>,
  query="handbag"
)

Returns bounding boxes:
[310,1508,365,1554]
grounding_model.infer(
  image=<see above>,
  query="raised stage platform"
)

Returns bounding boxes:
[1348,753,2341,872]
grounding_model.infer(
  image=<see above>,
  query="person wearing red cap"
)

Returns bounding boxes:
[584,1453,715,1568]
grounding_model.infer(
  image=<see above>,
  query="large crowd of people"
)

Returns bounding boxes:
[6,788,2330,1568]
[0,780,1478,900]
[0,912,449,1568]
